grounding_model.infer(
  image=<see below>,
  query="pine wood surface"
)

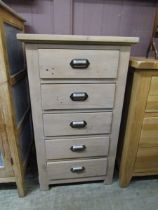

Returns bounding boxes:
[20,35,137,189]
[0,2,32,197]
[119,57,158,187]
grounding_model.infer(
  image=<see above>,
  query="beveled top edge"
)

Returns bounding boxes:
[0,0,25,21]
[130,57,158,70]
[17,34,139,45]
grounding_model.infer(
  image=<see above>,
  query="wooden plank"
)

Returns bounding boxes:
[38,49,119,79]
[43,112,112,137]
[0,82,24,196]
[130,57,158,69]
[119,71,151,187]
[73,0,122,36]
[17,34,139,45]
[0,7,25,196]
[134,147,158,173]
[0,176,16,183]
[41,83,115,110]
[10,69,26,86]
[139,117,158,147]
[0,0,25,22]
[146,76,158,112]
[106,46,130,184]
[0,19,8,84]
[0,104,14,178]
[25,44,49,190]
[49,176,105,184]
[53,0,73,34]
[47,158,107,180]
[0,7,24,30]
[31,0,54,34]
[45,136,109,160]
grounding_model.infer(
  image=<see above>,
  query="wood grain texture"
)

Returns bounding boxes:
[139,117,158,147]
[130,57,158,70]
[47,158,107,180]
[17,34,139,45]
[22,36,136,189]
[39,49,119,79]
[0,0,24,21]
[43,112,112,137]
[146,76,158,112]
[8,0,155,56]
[49,176,105,185]
[119,57,158,188]
[119,71,151,187]
[0,106,14,178]
[25,44,49,190]
[45,136,109,160]
[41,83,115,110]
[0,5,28,197]
[134,147,158,173]
[106,46,130,184]
[53,0,73,34]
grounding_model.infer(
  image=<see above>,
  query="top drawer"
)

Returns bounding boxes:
[38,49,119,79]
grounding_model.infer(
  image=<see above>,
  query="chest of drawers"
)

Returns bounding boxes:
[17,34,138,190]
[119,57,158,187]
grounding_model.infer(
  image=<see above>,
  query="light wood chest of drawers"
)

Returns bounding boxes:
[17,34,138,190]
[119,57,158,187]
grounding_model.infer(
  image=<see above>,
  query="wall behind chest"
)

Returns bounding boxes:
[4,0,156,56]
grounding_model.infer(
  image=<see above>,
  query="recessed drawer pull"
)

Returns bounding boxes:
[70,92,88,101]
[70,145,86,152]
[70,59,90,69]
[70,120,87,128]
[71,166,85,173]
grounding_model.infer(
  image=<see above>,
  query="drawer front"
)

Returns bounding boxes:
[140,117,158,147]
[45,136,109,160]
[38,49,119,79]
[43,112,112,137]
[146,76,158,112]
[47,158,107,180]
[41,84,115,110]
[134,147,158,173]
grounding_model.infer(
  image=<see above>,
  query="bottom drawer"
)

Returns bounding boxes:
[47,158,107,180]
[134,147,158,173]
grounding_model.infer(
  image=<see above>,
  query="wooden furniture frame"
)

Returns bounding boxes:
[18,34,138,190]
[0,1,33,197]
[119,57,158,187]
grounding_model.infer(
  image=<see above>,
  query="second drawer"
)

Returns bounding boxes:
[41,83,115,110]
[45,136,109,160]
[43,112,112,137]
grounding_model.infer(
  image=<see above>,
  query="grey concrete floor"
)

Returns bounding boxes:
[0,174,158,210]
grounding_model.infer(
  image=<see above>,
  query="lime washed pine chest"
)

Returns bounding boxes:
[17,34,138,190]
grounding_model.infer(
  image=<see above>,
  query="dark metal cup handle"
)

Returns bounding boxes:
[70,121,87,128]
[71,166,85,173]
[70,92,88,101]
[70,59,90,69]
[70,145,86,152]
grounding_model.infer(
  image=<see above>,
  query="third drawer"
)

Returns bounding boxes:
[43,112,112,137]
[45,136,109,160]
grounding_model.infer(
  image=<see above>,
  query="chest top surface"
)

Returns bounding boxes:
[17,34,139,45]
